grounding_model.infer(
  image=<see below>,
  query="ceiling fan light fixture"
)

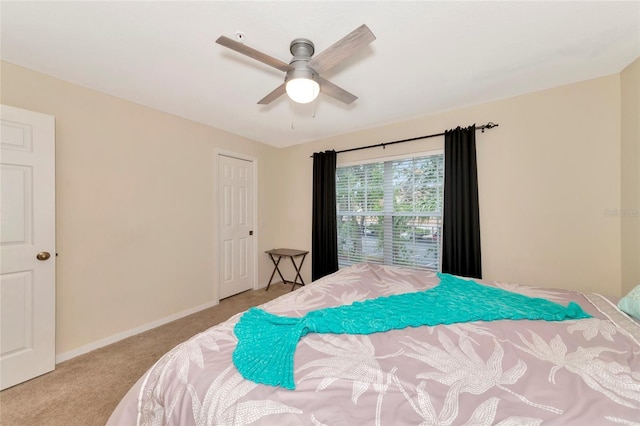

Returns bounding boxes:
[285,77,320,104]
[216,24,375,105]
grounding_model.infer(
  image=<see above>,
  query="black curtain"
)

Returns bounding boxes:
[442,125,482,278]
[312,150,339,281]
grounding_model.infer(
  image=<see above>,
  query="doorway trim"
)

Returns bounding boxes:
[214,149,258,303]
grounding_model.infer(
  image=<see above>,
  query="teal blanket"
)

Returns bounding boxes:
[233,273,590,389]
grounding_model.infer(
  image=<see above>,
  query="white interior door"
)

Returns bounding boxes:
[218,154,254,299]
[0,104,56,390]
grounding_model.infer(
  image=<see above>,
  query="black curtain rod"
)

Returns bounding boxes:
[311,122,499,157]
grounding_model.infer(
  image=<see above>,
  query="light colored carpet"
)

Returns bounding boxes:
[0,283,293,426]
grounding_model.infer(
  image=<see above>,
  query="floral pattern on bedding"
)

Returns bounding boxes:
[108,263,640,426]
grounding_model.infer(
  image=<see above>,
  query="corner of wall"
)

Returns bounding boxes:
[620,56,640,295]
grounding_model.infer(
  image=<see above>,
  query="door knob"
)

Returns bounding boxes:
[36,252,51,261]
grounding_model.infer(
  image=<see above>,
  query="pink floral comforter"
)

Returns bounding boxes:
[108,263,640,425]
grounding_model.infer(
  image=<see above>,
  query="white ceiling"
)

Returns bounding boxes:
[2,1,639,148]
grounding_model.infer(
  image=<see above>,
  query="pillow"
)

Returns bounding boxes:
[618,285,640,320]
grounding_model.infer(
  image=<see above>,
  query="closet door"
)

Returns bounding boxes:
[218,154,254,299]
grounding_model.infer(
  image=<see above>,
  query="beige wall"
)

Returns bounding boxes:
[1,58,633,358]
[277,75,624,297]
[621,57,640,296]
[0,61,281,357]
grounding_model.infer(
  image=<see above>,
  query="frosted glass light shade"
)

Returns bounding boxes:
[285,78,320,104]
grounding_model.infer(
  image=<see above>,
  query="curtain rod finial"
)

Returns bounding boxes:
[481,122,498,133]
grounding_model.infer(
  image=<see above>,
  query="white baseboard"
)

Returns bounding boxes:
[55,299,219,364]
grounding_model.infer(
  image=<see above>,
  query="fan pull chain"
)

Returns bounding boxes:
[289,98,318,129]
[290,98,296,129]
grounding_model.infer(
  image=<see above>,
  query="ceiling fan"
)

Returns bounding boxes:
[216,24,375,105]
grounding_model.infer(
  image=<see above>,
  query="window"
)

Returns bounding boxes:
[336,152,444,270]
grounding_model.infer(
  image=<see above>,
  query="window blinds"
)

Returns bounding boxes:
[336,153,444,270]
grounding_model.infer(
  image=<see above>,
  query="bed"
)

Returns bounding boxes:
[108,263,640,425]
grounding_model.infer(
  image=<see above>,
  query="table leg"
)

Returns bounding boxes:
[289,254,307,291]
[266,254,286,291]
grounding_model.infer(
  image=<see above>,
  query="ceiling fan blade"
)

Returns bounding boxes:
[258,84,286,105]
[216,36,292,72]
[308,24,376,75]
[317,77,357,104]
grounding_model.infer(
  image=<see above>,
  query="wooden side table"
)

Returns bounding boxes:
[265,248,309,291]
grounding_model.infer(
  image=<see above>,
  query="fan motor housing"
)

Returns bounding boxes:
[286,38,317,83]
[289,38,314,58]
